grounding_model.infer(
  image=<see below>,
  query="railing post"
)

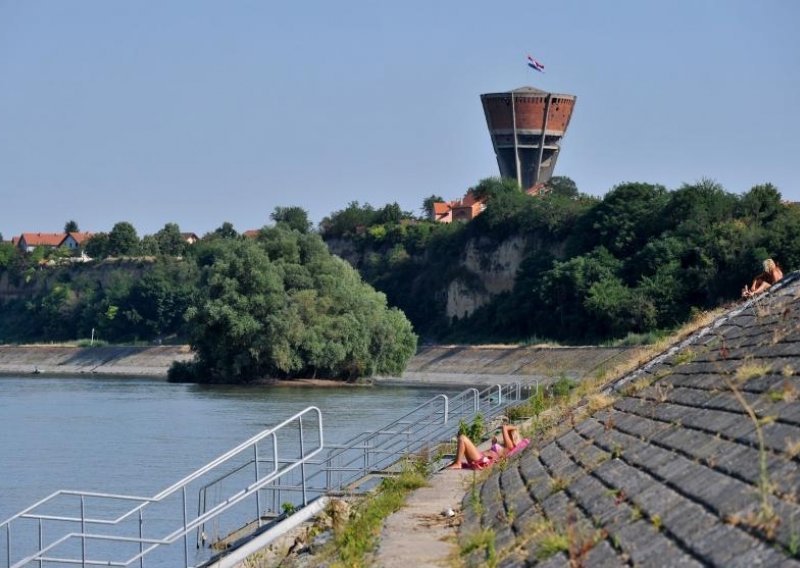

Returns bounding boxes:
[443,396,449,425]
[182,487,189,568]
[139,510,144,568]
[299,415,307,506]
[80,495,86,568]
[254,443,262,527]
[38,518,43,568]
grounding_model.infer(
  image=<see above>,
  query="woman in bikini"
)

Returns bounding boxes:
[447,424,525,470]
[742,258,783,298]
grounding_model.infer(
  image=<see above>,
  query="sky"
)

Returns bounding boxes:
[1,1,799,239]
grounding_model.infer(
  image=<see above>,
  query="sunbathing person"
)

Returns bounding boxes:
[742,258,783,298]
[448,424,529,470]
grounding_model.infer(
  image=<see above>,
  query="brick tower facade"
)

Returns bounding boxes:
[481,86,576,190]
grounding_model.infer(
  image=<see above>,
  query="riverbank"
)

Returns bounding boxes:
[0,343,635,386]
[0,344,194,377]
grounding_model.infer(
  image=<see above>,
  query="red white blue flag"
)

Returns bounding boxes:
[527,54,545,73]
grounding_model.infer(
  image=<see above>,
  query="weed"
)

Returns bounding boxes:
[458,414,485,442]
[783,365,796,377]
[723,376,779,536]
[611,443,624,459]
[587,392,616,412]
[786,438,800,459]
[536,531,569,560]
[655,382,672,402]
[281,502,297,516]
[672,349,696,365]
[551,375,577,398]
[460,528,497,567]
[735,361,772,382]
[323,460,428,566]
[651,514,662,531]
[630,505,642,521]
[550,476,569,494]
[789,516,800,557]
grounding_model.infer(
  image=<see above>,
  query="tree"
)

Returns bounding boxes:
[211,222,239,240]
[545,176,579,199]
[271,206,311,233]
[84,233,110,259]
[577,182,668,257]
[107,222,139,257]
[421,195,444,219]
[471,177,521,201]
[176,227,417,383]
[154,223,187,256]
[64,220,79,233]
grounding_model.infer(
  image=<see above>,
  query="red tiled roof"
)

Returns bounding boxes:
[242,229,260,239]
[68,232,93,244]
[19,233,66,247]
[433,202,451,215]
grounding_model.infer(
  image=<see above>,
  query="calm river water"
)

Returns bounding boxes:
[0,374,457,566]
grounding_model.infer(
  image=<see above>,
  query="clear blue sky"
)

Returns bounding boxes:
[1,1,798,238]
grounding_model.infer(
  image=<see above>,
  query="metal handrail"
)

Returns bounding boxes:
[5,382,537,567]
[2,406,323,568]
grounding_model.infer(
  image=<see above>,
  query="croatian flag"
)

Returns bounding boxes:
[527,54,545,73]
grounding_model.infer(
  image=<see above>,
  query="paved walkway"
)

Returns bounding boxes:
[375,467,472,567]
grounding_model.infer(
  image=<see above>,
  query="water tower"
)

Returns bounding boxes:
[481,86,576,190]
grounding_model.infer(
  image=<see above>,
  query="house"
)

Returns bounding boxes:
[431,182,549,224]
[14,232,93,252]
[431,190,487,224]
[61,232,93,250]
[181,232,199,245]
[242,229,261,239]
[15,233,68,252]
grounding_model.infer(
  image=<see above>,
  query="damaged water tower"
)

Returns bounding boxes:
[481,86,576,190]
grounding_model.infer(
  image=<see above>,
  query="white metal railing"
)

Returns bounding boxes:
[5,380,541,567]
[1,406,323,568]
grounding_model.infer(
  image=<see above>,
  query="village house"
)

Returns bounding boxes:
[13,232,93,253]
[181,232,199,245]
[431,182,548,223]
[431,191,487,224]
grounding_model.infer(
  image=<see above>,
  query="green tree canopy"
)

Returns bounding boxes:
[271,206,312,233]
[175,227,417,383]
[107,222,140,257]
[154,223,187,256]
[64,220,79,233]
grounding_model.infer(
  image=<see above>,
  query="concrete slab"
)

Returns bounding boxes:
[374,468,475,568]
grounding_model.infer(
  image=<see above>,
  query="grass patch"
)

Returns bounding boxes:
[460,528,497,566]
[734,361,771,382]
[320,459,428,567]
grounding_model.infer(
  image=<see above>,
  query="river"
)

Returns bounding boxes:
[0,374,460,566]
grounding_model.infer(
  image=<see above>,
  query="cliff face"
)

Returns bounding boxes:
[328,234,556,322]
[0,258,158,301]
[446,236,526,319]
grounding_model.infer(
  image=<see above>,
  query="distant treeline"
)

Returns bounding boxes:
[1,177,797,372]
[0,210,417,383]
[318,177,800,343]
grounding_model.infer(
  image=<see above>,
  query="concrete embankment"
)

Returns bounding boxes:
[0,343,634,385]
[375,344,635,387]
[0,345,193,377]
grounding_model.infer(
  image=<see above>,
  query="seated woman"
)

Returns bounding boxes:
[447,424,527,470]
[742,258,783,298]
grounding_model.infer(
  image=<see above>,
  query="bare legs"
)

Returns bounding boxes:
[500,424,520,452]
[447,434,484,469]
